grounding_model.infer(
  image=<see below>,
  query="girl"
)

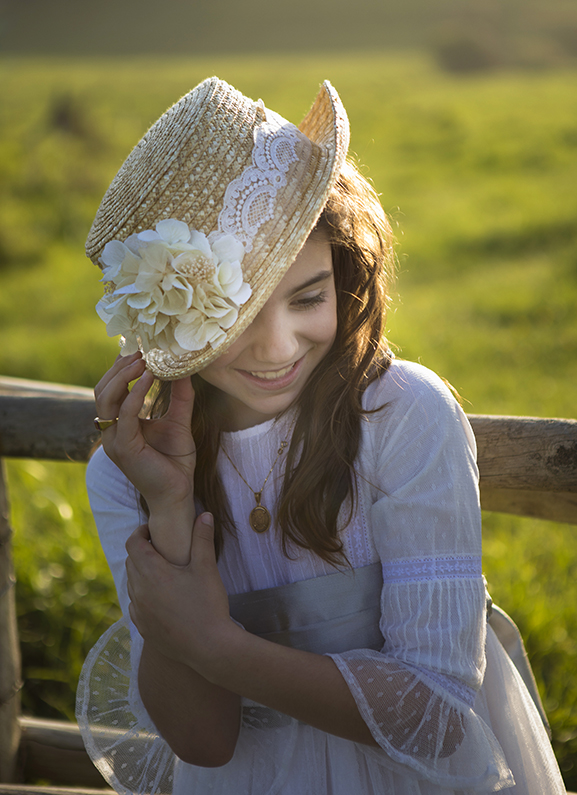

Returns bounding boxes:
[77,77,564,794]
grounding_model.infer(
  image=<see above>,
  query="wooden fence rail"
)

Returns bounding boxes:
[1,374,576,522]
[0,374,576,792]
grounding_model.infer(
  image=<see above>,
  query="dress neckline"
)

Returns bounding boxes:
[221,409,296,443]
[221,416,276,442]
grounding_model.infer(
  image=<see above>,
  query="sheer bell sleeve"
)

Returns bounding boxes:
[76,446,177,795]
[326,363,515,791]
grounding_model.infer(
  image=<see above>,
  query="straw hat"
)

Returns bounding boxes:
[87,77,349,379]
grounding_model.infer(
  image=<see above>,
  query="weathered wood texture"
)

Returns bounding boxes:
[1,378,576,522]
[0,462,21,783]
[0,377,96,462]
[16,718,108,788]
[469,414,577,524]
[468,415,577,492]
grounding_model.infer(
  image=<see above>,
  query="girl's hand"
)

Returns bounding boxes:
[126,515,238,672]
[94,353,196,563]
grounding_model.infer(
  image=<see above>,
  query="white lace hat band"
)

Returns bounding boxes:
[87,77,349,379]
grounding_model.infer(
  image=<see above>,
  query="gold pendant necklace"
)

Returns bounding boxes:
[220,422,294,533]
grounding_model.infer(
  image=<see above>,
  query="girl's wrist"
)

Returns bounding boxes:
[147,504,195,526]
[148,506,196,566]
[145,490,194,519]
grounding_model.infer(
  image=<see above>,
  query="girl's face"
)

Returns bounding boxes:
[199,229,337,431]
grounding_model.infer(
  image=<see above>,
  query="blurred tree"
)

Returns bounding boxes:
[433,34,499,73]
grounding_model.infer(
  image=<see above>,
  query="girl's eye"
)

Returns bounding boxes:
[293,289,328,310]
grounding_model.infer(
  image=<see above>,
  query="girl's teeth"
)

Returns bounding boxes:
[250,364,293,380]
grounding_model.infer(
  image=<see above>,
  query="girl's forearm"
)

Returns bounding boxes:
[138,641,241,766]
[127,516,376,759]
[197,626,378,747]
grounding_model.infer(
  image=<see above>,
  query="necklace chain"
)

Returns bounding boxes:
[220,418,295,533]
[221,441,288,499]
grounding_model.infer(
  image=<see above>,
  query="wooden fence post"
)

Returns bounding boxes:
[0,459,21,782]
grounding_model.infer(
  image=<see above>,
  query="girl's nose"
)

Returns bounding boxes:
[249,308,300,365]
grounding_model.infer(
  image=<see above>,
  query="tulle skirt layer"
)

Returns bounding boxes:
[76,622,564,795]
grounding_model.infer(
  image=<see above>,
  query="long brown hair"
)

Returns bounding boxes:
[151,159,395,565]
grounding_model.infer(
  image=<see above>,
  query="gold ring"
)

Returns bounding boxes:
[94,417,118,431]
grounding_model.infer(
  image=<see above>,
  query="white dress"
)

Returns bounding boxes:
[76,360,565,794]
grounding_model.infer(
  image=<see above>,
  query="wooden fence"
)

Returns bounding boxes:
[0,374,576,793]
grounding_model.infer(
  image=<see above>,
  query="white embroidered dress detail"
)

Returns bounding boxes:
[381,556,483,585]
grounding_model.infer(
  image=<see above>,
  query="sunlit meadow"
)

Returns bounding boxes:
[1,53,576,784]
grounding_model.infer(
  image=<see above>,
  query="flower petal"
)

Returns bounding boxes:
[173,317,208,351]
[124,233,148,254]
[95,297,114,323]
[215,261,243,296]
[138,230,161,242]
[120,333,140,355]
[189,230,213,258]
[106,310,136,338]
[217,305,239,329]
[156,219,191,246]
[101,240,131,271]
[161,274,193,314]
[113,284,140,296]
[233,281,252,306]
[173,311,228,351]
[209,233,244,264]
[127,292,154,310]
[96,222,251,359]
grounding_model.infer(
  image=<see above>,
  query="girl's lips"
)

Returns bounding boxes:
[237,356,304,391]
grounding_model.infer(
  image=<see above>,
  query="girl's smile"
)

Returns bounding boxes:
[244,361,299,381]
[237,355,304,390]
[199,229,337,431]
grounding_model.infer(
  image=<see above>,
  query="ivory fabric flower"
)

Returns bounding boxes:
[95,220,251,357]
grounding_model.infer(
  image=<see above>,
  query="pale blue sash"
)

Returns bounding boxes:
[228,560,550,733]
[229,562,384,655]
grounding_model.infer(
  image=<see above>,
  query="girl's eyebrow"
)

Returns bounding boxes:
[289,269,333,295]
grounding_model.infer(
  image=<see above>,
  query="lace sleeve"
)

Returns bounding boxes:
[326,365,514,789]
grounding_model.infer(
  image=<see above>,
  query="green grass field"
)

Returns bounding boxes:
[1,53,576,785]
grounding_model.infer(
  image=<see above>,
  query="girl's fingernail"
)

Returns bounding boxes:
[201,513,214,527]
